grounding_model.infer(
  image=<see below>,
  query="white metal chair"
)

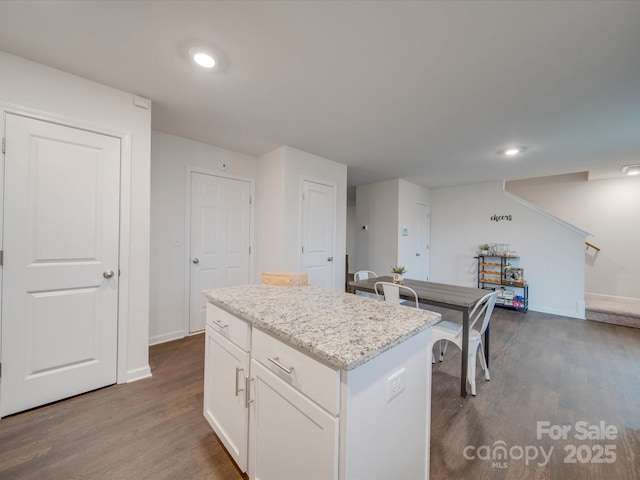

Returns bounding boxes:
[354,270,378,298]
[375,281,434,361]
[354,270,377,282]
[430,290,499,396]
[374,281,419,307]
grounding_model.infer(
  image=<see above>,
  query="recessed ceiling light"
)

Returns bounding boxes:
[498,146,528,157]
[621,164,640,176]
[192,51,216,69]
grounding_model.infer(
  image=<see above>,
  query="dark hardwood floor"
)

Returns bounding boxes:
[1,308,639,479]
[429,307,640,480]
[0,335,244,480]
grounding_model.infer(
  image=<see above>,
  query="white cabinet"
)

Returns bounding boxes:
[248,327,340,479]
[204,302,432,480]
[251,326,340,415]
[204,305,250,472]
[205,305,338,479]
[248,359,339,480]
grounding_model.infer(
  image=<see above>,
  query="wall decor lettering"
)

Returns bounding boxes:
[491,214,512,222]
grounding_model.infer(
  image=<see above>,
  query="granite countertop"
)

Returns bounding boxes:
[203,284,441,371]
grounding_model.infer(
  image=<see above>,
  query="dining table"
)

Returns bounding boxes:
[349,275,489,398]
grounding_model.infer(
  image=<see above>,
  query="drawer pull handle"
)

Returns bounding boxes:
[246,377,255,408]
[235,367,245,396]
[268,356,294,375]
[212,319,228,329]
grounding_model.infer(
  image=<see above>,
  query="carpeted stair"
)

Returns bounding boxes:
[585,294,640,329]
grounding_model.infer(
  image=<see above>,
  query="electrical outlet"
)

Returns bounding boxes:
[387,368,406,401]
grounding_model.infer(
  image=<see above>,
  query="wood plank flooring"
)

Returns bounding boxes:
[429,307,640,480]
[1,308,639,479]
[0,335,244,480]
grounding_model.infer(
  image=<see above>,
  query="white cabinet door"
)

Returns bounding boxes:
[204,326,249,472]
[249,359,338,480]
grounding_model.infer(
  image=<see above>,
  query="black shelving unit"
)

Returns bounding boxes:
[476,255,528,312]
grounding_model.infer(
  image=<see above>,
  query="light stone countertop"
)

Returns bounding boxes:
[203,284,441,371]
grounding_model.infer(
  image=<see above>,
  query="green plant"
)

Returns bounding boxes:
[479,243,491,251]
[391,265,406,275]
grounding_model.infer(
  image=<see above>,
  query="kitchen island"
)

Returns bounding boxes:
[203,284,441,480]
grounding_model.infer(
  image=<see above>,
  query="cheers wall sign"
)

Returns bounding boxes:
[491,214,512,222]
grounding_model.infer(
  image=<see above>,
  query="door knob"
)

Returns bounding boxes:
[192,258,199,264]
[416,253,421,257]
[327,256,334,262]
[103,270,115,279]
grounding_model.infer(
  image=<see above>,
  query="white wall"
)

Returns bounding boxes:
[506,174,640,300]
[254,147,287,277]
[151,140,345,343]
[0,51,151,380]
[354,180,399,276]
[354,179,430,279]
[149,131,258,344]
[284,146,348,289]
[256,146,347,290]
[430,181,586,318]
[397,179,430,280]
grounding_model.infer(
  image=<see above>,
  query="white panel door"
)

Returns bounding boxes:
[190,173,251,332]
[414,203,430,281]
[1,113,120,417]
[301,180,334,289]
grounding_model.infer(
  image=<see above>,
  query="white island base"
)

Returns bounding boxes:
[249,327,431,480]
[338,328,432,480]
[203,286,437,480]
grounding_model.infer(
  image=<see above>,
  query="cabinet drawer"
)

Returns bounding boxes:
[252,328,340,416]
[206,303,250,351]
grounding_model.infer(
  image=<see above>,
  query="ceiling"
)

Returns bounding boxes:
[1,1,639,188]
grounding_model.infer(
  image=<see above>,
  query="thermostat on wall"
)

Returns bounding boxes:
[218,162,228,171]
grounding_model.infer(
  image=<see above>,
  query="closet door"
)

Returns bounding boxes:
[1,113,120,417]
[189,173,251,332]
[301,180,335,289]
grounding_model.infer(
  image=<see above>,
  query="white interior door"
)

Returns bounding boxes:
[189,173,251,332]
[301,180,335,289]
[414,203,430,281]
[1,113,120,417]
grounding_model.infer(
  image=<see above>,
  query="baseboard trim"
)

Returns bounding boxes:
[149,330,185,346]
[585,292,640,302]
[528,305,585,320]
[126,365,152,383]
